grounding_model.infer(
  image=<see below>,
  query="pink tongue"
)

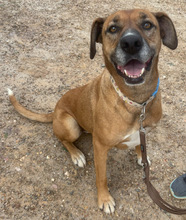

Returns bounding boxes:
[124,60,145,76]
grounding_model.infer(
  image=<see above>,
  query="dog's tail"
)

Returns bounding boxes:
[7,88,53,123]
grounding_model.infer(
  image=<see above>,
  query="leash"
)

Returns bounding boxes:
[140,105,186,215]
[110,76,186,214]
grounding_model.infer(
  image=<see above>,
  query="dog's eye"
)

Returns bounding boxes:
[108,26,118,33]
[143,22,153,30]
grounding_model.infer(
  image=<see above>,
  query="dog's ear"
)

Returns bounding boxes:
[90,18,105,59]
[154,12,178,50]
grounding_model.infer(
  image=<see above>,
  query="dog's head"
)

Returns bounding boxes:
[90,9,177,85]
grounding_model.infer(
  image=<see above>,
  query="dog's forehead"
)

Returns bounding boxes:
[104,9,156,27]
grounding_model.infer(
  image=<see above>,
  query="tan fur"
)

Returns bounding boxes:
[8,9,177,214]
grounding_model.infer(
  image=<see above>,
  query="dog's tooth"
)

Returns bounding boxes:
[141,68,145,75]
[124,69,128,76]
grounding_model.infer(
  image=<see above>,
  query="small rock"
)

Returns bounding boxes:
[15,167,21,172]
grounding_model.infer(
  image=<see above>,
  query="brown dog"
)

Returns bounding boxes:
[8,9,177,214]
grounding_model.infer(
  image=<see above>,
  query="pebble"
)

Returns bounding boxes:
[15,167,21,172]
[64,171,69,177]
[20,156,25,161]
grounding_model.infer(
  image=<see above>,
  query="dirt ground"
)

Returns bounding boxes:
[0,0,185,219]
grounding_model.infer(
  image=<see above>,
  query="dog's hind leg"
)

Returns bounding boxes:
[53,112,86,168]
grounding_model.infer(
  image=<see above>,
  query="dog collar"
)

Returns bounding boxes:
[110,75,160,108]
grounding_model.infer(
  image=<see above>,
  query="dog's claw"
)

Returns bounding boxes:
[71,150,86,168]
[104,201,115,214]
[137,156,151,166]
[98,194,115,214]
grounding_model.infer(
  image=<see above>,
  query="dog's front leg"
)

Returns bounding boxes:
[93,139,115,214]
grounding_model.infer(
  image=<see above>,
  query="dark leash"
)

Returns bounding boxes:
[139,105,186,215]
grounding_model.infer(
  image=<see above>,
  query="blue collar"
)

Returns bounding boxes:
[151,78,160,98]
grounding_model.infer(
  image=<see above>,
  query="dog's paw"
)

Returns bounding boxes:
[137,156,151,166]
[71,150,86,168]
[98,193,115,214]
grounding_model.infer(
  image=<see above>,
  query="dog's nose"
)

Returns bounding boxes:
[120,30,143,54]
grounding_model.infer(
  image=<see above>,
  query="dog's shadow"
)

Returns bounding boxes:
[75,132,93,157]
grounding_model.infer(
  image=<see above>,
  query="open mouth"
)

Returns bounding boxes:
[115,57,153,84]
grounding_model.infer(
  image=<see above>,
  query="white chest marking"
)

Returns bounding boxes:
[122,131,140,149]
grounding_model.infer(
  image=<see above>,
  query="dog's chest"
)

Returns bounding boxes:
[122,130,140,148]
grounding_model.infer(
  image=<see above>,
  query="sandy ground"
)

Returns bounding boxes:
[0,0,186,219]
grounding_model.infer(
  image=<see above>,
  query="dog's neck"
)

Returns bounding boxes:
[104,58,159,105]
[110,74,160,108]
